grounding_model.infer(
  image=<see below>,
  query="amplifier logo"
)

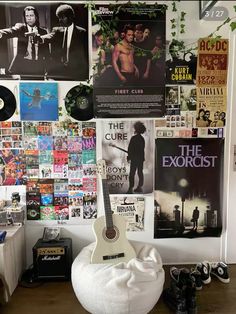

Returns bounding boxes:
[42,255,61,261]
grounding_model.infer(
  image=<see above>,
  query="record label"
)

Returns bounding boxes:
[0,85,16,121]
[65,85,93,121]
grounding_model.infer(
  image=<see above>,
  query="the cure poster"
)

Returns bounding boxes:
[154,138,224,238]
[101,120,154,194]
[92,4,166,118]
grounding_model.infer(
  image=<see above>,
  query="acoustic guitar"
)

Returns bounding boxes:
[91,159,136,264]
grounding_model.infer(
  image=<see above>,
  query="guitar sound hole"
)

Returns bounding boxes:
[103,226,119,242]
[106,228,116,240]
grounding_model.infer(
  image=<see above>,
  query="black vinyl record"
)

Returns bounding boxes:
[65,85,93,121]
[0,85,16,121]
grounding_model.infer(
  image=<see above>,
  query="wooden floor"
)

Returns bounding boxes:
[1,264,235,314]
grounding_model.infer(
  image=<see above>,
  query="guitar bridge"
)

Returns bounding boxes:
[103,253,125,260]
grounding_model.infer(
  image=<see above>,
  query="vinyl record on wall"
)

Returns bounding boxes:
[65,84,94,121]
[0,85,16,121]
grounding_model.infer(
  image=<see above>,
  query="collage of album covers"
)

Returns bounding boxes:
[92,4,166,118]
[100,120,154,194]
[154,138,224,238]
[0,121,97,222]
[26,178,97,222]
[110,196,145,231]
[0,3,88,81]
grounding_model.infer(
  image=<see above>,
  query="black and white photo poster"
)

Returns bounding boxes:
[0,3,88,80]
[101,120,154,194]
[154,138,224,238]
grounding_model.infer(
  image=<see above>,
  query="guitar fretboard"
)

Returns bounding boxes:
[102,179,113,229]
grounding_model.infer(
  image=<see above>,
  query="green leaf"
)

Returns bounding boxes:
[234,5,236,12]
[171,32,176,37]
[230,21,236,31]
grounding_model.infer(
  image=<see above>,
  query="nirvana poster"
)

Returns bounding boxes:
[154,138,224,238]
[0,3,88,80]
[101,120,154,194]
[92,4,166,118]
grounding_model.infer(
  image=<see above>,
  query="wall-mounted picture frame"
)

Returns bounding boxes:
[199,1,217,19]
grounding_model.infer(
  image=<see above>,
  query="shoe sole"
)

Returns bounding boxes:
[211,272,230,283]
[202,276,211,284]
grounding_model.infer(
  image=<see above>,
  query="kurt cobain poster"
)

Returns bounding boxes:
[154,138,224,238]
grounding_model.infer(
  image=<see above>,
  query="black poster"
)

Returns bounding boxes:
[0,3,88,80]
[92,4,166,118]
[154,138,224,238]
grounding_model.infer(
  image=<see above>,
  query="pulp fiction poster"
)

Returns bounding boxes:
[0,2,88,81]
[101,120,154,194]
[92,4,166,118]
[154,138,224,238]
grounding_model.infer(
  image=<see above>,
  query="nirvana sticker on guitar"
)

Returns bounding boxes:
[91,159,136,264]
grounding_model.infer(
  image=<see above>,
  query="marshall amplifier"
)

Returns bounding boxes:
[33,238,72,280]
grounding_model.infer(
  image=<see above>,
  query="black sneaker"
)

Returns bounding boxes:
[185,279,197,314]
[162,282,187,314]
[170,267,191,288]
[210,262,230,283]
[190,269,203,290]
[195,261,211,284]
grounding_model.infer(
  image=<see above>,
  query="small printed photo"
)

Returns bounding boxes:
[20,82,58,121]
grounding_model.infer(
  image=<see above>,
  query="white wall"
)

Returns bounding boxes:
[3,0,235,266]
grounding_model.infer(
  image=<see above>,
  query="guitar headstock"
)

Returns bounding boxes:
[96,159,107,179]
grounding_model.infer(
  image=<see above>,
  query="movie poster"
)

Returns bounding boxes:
[0,3,88,81]
[196,38,228,86]
[196,86,226,127]
[110,196,145,231]
[101,120,154,194]
[92,4,166,118]
[166,39,197,85]
[154,138,224,238]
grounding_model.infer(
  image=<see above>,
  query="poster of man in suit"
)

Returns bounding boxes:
[0,3,88,81]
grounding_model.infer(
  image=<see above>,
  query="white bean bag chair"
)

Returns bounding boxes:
[71,241,165,314]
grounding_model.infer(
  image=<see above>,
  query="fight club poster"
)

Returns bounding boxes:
[166,39,197,85]
[92,4,166,118]
[0,3,88,80]
[101,120,154,194]
[154,138,224,238]
[196,38,228,86]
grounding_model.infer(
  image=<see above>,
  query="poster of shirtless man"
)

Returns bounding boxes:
[92,4,166,118]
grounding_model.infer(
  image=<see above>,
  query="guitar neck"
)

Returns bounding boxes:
[102,179,113,229]
[112,145,128,154]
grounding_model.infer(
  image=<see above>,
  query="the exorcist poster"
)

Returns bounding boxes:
[101,120,154,194]
[92,4,166,118]
[0,3,88,80]
[154,138,224,238]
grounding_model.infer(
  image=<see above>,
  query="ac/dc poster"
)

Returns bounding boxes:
[92,4,166,118]
[0,3,88,81]
[166,39,197,85]
[101,120,154,194]
[154,138,224,238]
